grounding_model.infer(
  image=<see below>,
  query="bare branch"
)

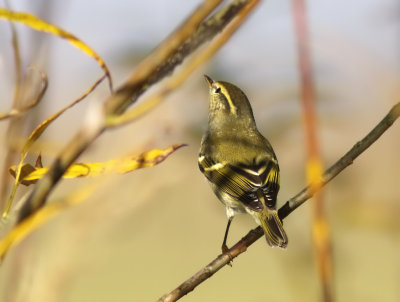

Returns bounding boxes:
[107,0,260,128]
[157,101,400,302]
[278,101,400,219]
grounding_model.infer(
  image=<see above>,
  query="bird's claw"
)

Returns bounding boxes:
[221,244,233,266]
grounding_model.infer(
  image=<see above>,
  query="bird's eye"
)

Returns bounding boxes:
[215,87,221,93]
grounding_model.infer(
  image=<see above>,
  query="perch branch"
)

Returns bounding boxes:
[278,101,400,219]
[157,101,400,302]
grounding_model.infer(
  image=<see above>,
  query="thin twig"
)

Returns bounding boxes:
[105,0,223,115]
[107,0,260,128]
[279,101,400,219]
[157,101,400,302]
[105,0,250,115]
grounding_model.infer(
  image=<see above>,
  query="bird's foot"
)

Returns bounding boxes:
[221,244,233,266]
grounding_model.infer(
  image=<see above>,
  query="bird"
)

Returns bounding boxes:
[198,75,288,252]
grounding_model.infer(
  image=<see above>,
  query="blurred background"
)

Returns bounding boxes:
[0,0,399,301]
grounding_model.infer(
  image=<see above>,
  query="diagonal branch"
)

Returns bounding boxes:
[278,101,400,219]
[157,101,400,302]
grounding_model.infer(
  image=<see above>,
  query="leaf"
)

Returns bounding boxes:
[1,6,114,216]
[4,76,106,217]
[9,163,37,186]
[0,183,100,261]
[2,144,185,259]
[0,7,113,91]
[9,144,186,184]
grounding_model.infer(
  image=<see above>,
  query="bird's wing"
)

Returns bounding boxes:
[198,154,279,212]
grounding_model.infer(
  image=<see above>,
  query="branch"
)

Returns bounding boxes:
[278,101,400,219]
[157,101,400,302]
[105,0,250,115]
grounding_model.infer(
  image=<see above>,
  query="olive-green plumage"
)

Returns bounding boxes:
[199,75,288,250]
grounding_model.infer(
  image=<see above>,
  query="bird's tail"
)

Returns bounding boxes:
[258,208,288,249]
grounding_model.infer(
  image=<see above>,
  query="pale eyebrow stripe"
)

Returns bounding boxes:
[218,84,237,115]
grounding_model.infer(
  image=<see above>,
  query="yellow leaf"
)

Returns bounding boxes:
[9,144,186,184]
[4,76,106,217]
[1,7,114,215]
[8,163,37,186]
[0,183,99,261]
[0,7,112,91]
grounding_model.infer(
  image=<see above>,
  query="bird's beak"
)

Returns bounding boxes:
[204,75,214,89]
